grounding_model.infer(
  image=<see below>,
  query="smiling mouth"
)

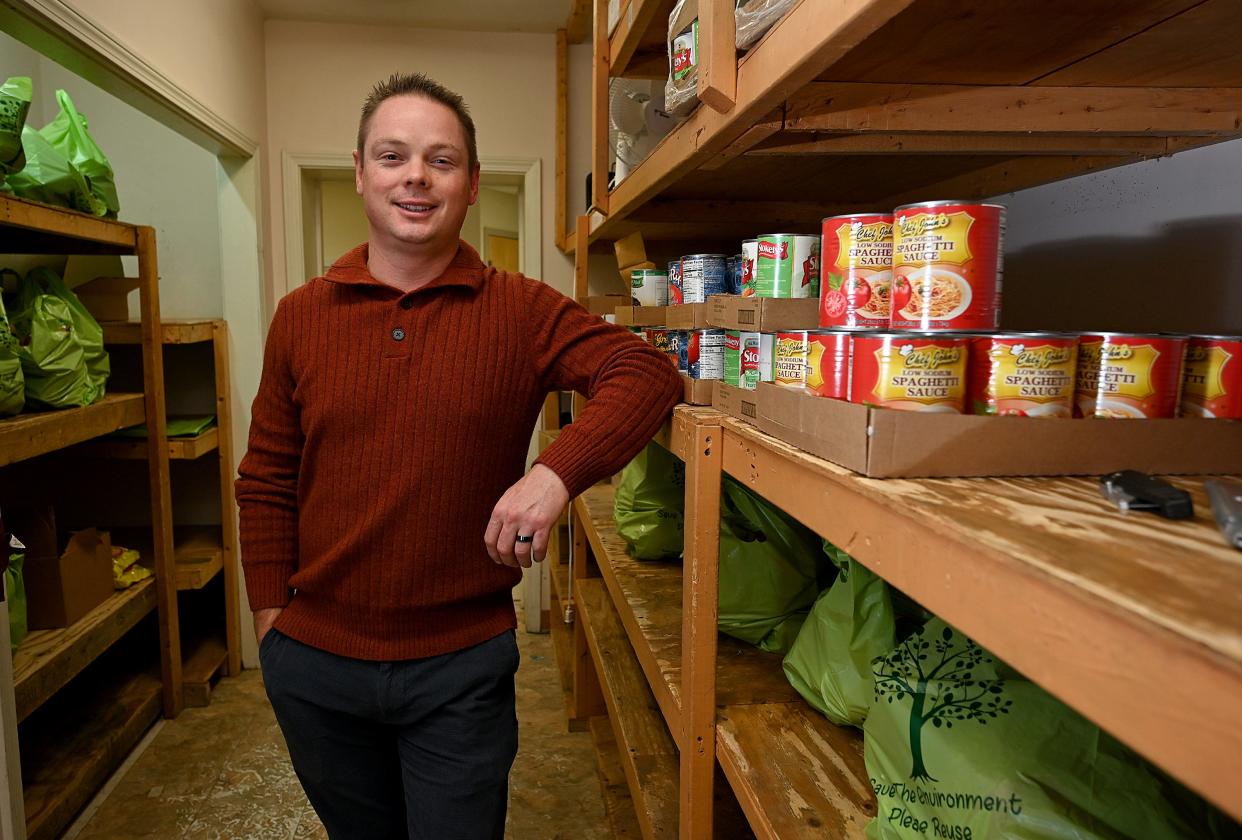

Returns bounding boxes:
[395,201,436,215]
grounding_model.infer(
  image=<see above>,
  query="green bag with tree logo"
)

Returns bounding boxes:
[9,271,103,408]
[864,618,1238,839]
[0,273,24,416]
[1,125,102,215]
[39,90,119,218]
[783,543,929,727]
[6,535,27,653]
[0,76,32,176]
[614,442,686,560]
[717,476,830,654]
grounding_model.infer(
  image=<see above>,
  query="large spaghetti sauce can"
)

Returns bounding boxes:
[1181,335,1242,418]
[851,332,969,412]
[968,333,1079,417]
[1075,333,1187,418]
[804,330,852,400]
[891,201,1004,331]
[820,214,893,329]
[773,331,809,387]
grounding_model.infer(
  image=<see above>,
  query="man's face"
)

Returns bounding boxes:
[354,94,480,256]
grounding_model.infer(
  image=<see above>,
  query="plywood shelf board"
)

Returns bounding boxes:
[719,418,1242,822]
[75,425,219,461]
[21,667,162,840]
[12,578,158,723]
[0,194,137,251]
[182,634,228,707]
[576,577,681,839]
[100,319,219,345]
[0,393,147,468]
[590,716,646,839]
[716,703,874,840]
[609,0,675,78]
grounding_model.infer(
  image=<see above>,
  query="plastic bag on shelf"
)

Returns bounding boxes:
[25,267,108,394]
[40,90,120,218]
[718,476,829,654]
[783,542,929,727]
[0,125,102,215]
[6,534,27,653]
[863,617,1233,840]
[0,76,32,176]
[111,545,151,590]
[0,272,25,416]
[734,0,798,50]
[664,0,700,118]
[614,441,685,560]
[9,271,103,409]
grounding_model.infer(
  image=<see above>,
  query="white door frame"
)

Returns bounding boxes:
[282,152,542,293]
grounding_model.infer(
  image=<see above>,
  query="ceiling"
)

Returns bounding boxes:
[256,0,572,33]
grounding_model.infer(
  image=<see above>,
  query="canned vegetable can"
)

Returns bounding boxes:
[687,329,727,380]
[820,214,893,329]
[1075,333,1187,419]
[968,333,1078,417]
[680,254,728,303]
[631,268,669,307]
[740,239,758,297]
[1182,335,1242,418]
[851,332,969,412]
[755,233,820,299]
[668,260,684,305]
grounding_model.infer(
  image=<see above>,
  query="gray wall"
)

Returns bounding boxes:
[997,138,1242,336]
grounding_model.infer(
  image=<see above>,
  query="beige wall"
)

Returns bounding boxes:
[264,20,575,301]
[60,0,267,145]
[319,179,369,268]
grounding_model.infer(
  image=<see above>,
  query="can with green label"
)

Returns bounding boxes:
[755,233,820,299]
[724,330,774,390]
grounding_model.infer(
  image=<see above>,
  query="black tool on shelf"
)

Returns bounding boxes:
[1098,470,1194,520]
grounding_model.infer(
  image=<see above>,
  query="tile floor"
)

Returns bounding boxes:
[65,600,610,840]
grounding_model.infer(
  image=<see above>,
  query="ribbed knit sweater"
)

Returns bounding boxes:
[236,241,682,660]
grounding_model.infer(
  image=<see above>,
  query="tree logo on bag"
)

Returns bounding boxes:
[872,626,1011,781]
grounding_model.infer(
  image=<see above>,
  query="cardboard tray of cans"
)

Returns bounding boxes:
[681,373,713,406]
[613,305,668,327]
[755,382,1242,479]
[708,295,818,331]
[665,303,714,330]
[713,382,759,423]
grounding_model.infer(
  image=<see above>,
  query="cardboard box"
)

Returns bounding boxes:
[577,295,630,316]
[665,303,712,330]
[713,381,759,424]
[681,374,714,406]
[755,382,1242,479]
[20,515,114,630]
[620,261,658,285]
[614,305,668,327]
[708,295,819,331]
[614,231,647,270]
[75,276,141,322]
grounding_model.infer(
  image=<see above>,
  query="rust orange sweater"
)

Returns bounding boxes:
[236,242,681,660]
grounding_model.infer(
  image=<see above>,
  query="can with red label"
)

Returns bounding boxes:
[1075,333,1186,419]
[740,239,757,297]
[968,333,1079,417]
[773,331,809,387]
[851,332,969,412]
[891,201,1005,331]
[804,330,852,400]
[1182,335,1242,418]
[820,213,893,330]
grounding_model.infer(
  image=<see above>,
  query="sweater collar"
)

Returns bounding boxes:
[321,240,487,293]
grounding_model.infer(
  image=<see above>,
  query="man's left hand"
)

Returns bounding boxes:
[485,464,570,569]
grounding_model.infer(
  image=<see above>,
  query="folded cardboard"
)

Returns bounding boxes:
[681,374,714,405]
[614,305,667,327]
[75,276,141,322]
[666,303,712,329]
[713,381,759,424]
[756,382,1242,479]
[577,294,630,316]
[21,516,113,630]
[614,231,647,269]
[708,295,819,331]
[620,261,658,285]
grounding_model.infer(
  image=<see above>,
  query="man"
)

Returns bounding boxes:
[236,73,681,839]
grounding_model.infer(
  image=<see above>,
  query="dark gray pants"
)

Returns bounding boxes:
[259,628,520,840]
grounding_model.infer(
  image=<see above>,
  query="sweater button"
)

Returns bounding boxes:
[391,327,406,341]
[400,297,414,310]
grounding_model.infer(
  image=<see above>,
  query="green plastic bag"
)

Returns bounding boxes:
[7,535,27,653]
[613,442,685,560]
[25,267,108,393]
[718,476,829,654]
[115,415,216,439]
[9,272,103,408]
[864,618,1234,839]
[0,76,32,175]
[40,90,119,218]
[0,274,24,416]
[1,125,102,215]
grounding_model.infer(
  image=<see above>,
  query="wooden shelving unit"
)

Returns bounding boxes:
[555,2,1242,832]
[0,194,178,840]
[93,318,242,702]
